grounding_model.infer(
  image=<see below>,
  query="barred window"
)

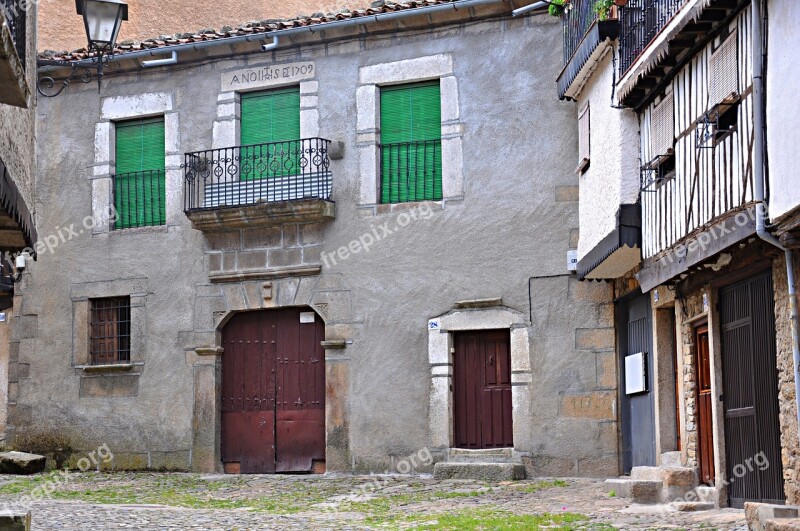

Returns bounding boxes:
[90,297,131,365]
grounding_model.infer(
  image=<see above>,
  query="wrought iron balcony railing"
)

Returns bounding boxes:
[619,0,686,75]
[562,0,601,65]
[183,138,332,212]
[379,140,442,204]
[1,0,26,67]
[112,170,167,230]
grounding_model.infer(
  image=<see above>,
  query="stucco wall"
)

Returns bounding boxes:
[0,2,37,220]
[574,47,639,262]
[766,0,800,222]
[17,13,617,474]
[37,0,371,52]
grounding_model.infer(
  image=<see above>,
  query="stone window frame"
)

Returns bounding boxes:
[213,77,320,151]
[71,277,148,369]
[357,54,465,208]
[92,92,180,233]
[427,306,530,451]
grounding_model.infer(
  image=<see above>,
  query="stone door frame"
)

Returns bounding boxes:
[428,305,531,451]
[190,275,351,473]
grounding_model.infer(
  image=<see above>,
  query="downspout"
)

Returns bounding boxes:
[142,51,177,68]
[752,0,800,438]
[512,1,548,16]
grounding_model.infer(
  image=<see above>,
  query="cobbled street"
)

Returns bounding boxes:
[0,473,747,530]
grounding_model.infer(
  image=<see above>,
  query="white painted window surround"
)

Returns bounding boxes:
[93,92,179,232]
[357,54,465,206]
[213,63,320,151]
[427,307,531,450]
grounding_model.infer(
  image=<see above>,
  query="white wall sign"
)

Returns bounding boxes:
[429,320,440,330]
[625,352,647,395]
[221,62,315,92]
[299,312,316,324]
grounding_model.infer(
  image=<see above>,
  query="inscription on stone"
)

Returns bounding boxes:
[221,62,315,92]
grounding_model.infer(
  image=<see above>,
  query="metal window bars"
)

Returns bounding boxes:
[618,0,687,75]
[112,169,167,229]
[90,297,131,365]
[378,140,443,204]
[183,138,332,211]
[562,0,600,65]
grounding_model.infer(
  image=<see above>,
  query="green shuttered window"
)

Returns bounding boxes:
[380,81,442,204]
[240,87,301,180]
[114,117,166,229]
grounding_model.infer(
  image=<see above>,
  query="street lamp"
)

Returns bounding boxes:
[75,0,128,55]
[37,0,128,96]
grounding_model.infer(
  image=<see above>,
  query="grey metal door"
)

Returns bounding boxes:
[618,294,656,473]
[719,270,785,507]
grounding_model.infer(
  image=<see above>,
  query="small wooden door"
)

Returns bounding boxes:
[695,325,715,485]
[221,308,325,474]
[719,271,785,507]
[454,330,513,449]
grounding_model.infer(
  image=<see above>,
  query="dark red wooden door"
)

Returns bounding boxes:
[454,330,513,449]
[221,308,325,474]
[695,325,715,486]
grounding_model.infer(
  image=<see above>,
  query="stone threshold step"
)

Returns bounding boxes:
[433,462,526,481]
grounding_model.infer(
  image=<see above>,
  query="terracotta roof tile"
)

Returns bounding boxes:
[38,0,458,61]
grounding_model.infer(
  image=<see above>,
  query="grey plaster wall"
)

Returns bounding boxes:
[16,12,617,475]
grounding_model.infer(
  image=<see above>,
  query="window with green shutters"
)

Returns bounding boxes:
[114,117,166,229]
[240,87,301,180]
[380,81,442,204]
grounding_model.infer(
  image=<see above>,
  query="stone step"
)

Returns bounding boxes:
[433,462,525,481]
[629,480,663,504]
[660,451,683,468]
[605,478,633,498]
[604,478,663,504]
[446,448,513,463]
[694,485,718,505]
[671,501,715,512]
[630,466,662,481]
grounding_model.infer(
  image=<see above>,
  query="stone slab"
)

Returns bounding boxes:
[671,501,714,512]
[0,511,31,531]
[432,462,525,481]
[0,451,46,475]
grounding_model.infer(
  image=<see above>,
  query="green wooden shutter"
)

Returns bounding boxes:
[240,87,301,180]
[380,81,442,203]
[114,117,165,228]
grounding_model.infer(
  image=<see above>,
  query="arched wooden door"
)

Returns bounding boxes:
[221,308,325,473]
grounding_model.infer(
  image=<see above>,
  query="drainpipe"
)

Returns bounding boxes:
[752,0,800,438]
[141,51,178,68]
[512,1,549,16]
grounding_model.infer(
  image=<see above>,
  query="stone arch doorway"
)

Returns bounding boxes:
[220,307,325,474]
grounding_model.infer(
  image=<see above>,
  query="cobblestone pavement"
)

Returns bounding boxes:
[0,473,747,530]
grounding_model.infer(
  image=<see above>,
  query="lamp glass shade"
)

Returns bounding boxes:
[81,0,125,49]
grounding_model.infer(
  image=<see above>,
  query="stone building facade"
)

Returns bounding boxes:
[16,1,618,476]
[1,0,39,443]
[560,0,800,510]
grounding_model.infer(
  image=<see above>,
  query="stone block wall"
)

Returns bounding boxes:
[205,222,325,275]
[773,251,800,505]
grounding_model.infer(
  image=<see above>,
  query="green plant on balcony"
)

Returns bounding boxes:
[548,0,569,17]
[594,0,615,20]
